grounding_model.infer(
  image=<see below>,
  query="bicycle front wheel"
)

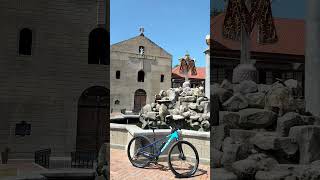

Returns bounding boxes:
[127,135,153,168]
[168,140,199,178]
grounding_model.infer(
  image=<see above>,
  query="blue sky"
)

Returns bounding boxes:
[110,0,210,67]
[212,0,305,19]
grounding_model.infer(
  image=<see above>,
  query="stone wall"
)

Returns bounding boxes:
[0,0,109,158]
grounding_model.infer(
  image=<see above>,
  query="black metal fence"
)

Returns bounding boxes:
[71,151,96,168]
[34,148,51,168]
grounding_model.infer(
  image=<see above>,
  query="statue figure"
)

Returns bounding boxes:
[179,53,197,82]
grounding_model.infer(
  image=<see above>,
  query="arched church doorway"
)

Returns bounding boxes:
[133,89,146,113]
[77,86,109,153]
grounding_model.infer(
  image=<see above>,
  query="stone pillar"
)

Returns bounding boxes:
[205,35,210,98]
[305,0,320,116]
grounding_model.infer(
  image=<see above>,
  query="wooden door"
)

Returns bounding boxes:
[134,90,146,112]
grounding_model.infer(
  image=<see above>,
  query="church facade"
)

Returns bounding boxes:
[110,31,172,113]
[0,0,109,158]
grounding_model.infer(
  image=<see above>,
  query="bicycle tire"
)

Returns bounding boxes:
[127,135,153,168]
[168,140,199,178]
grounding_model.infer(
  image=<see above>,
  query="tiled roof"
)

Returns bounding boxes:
[172,66,206,80]
[212,14,305,56]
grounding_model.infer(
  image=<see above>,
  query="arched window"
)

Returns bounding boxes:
[116,71,120,79]
[139,46,145,55]
[160,74,164,82]
[88,28,109,65]
[137,70,145,82]
[19,28,32,55]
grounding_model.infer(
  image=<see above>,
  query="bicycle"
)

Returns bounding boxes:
[127,118,199,178]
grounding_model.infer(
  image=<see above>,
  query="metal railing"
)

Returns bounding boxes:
[71,151,96,168]
[34,148,51,168]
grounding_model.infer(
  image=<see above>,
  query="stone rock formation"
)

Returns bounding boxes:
[212,79,320,179]
[139,81,210,131]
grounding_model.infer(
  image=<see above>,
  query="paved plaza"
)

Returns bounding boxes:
[110,149,210,180]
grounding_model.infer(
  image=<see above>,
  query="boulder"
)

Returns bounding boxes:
[287,98,305,113]
[196,97,205,104]
[234,80,258,94]
[232,154,278,179]
[197,104,204,113]
[159,90,167,97]
[250,132,278,150]
[158,104,169,121]
[166,89,178,102]
[213,86,233,103]
[221,137,241,171]
[188,103,198,110]
[213,125,230,150]
[201,120,210,131]
[146,112,157,120]
[230,129,258,144]
[284,79,298,89]
[172,115,184,121]
[179,96,196,102]
[193,87,203,97]
[179,105,188,113]
[190,115,200,121]
[222,93,249,111]
[182,81,191,88]
[238,108,277,129]
[249,133,298,157]
[220,111,241,129]
[220,79,234,91]
[265,83,290,116]
[171,108,180,115]
[202,113,210,121]
[258,84,272,93]
[245,92,265,108]
[200,101,210,113]
[182,111,191,119]
[190,121,201,130]
[277,112,303,137]
[289,125,320,164]
[140,104,152,114]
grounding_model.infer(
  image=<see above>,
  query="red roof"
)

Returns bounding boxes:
[172,66,206,80]
[212,14,305,56]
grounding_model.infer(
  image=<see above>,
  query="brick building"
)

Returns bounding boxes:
[212,14,304,88]
[0,0,109,158]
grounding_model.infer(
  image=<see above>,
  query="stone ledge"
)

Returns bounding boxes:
[181,130,210,138]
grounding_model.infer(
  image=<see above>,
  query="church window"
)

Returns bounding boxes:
[115,100,120,105]
[88,28,109,65]
[116,71,120,79]
[160,74,164,82]
[138,70,145,82]
[19,28,32,55]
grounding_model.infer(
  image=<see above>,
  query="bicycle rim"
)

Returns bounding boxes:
[168,140,199,178]
[127,136,153,168]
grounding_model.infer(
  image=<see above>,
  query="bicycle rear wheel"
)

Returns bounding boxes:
[168,140,199,178]
[127,135,153,168]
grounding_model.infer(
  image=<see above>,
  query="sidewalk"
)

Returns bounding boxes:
[110,149,210,180]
